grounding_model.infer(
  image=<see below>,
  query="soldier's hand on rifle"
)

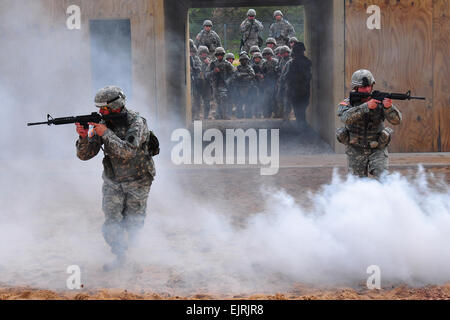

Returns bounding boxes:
[75,122,89,138]
[89,122,107,137]
[367,99,381,110]
[383,98,392,108]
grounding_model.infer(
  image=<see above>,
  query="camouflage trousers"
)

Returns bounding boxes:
[345,145,389,178]
[101,174,152,256]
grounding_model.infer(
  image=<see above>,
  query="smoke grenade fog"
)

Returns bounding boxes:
[0,1,449,295]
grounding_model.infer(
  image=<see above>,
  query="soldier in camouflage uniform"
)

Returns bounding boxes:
[250,52,264,118]
[197,46,213,119]
[75,86,156,271]
[195,20,222,58]
[265,37,277,50]
[240,9,264,55]
[225,52,238,117]
[275,45,292,119]
[261,47,279,118]
[269,10,296,47]
[279,42,312,126]
[190,40,202,120]
[209,47,235,119]
[234,53,256,118]
[288,36,299,49]
[249,45,261,58]
[337,69,402,178]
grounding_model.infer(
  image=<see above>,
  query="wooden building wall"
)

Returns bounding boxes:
[345,0,449,152]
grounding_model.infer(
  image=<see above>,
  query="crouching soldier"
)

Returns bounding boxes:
[75,86,158,271]
[337,69,402,178]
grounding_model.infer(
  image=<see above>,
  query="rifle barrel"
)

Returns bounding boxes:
[27,121,49,126]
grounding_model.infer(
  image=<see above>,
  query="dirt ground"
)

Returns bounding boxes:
[1,151,448,300]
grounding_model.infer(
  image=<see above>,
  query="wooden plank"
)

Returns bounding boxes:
[345,0,434,152]
[433,0,450,152]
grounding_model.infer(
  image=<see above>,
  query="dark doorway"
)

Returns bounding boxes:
[89,19,132,98]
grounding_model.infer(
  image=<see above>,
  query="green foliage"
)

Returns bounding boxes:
[189,6,304,53]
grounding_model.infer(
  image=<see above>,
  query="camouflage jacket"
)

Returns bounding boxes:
[208,59,235,90]
[250,60,264,84]
[269,20,295,46]
[199,56,212,82]
[240,18,264,46]
[235,64,255,87]
[261,58,279,81]
[338,99,402,148]
[76,108,155,182]
[195,30,222,55]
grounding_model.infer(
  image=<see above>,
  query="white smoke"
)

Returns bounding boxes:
[0,1,449,296]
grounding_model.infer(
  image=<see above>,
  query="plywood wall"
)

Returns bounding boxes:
[345,0,449,152]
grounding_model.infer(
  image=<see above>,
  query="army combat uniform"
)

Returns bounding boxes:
[337,70,402,178]
[76,104,155,260]
[209,48,235,119]
[195,21,222,59]
[240,13,264,54]
[269,11,295,47]
[261,48,279,118]
[234,54,256,118]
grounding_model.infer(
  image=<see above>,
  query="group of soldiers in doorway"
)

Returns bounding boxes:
[189,9,312,125]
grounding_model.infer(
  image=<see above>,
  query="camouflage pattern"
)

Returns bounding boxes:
[249,45,261,56]
[190,54,202,120]
[240,17,264,54]
[251,53,264,118]
[261,51,279,117]
[351,69,376,88]
[195,29,222,57]
[234,55,255,118]
[275,50,292,118]
[337,97,402,178]
[94,86,126,110]
[209,54,235,119]
[269,18,295,47]
[76,107,155,255]
[198,53,213,119]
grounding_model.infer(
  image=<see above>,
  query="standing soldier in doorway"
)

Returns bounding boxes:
[279,42,312,126]
[195,20,222,58]
[336,69,402,178]
[269,10,295,47]
[261,47,279,118]
[75,86,157,271]
[189,39,202,120]
[251,51,264,118]
[209,47,234,119]
[197,45,213,119]
[234,53,256,118]
[275,45,292,119]
[240,9,264,54]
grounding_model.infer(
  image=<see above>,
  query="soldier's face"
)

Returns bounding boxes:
[264,54,272,61]
[200,53,208,59]
[240,59,248,66]
[227,58,234,64]
[254,57,261,63]
[275,15,282,21]
[204,26,211,32]
[289,42,295,48]
[248,16,255,20]
[267,43,274,49]
[216,54,224,61]
[99,106,122,115]
[357,85,373,93]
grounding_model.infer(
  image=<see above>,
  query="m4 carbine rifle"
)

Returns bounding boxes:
[349,90,425,106]
[27,112,127,129]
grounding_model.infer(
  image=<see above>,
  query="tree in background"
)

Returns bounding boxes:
[189,6,304,55]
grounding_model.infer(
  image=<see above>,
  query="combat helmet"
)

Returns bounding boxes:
[279,45,291,55]
[262,47,274,56]
[95,86,126,110]
[273,10,283,18]
[252,52,262,60]
[225,52,235,61]
[351,69,376,88]
[239,53,250,61]
[288,37,299,44]
[198,45,209,55]
[265,37,276,45]
[247,9,256,17]
[203,20,213,27]
[274,46,281,55]
[214,47,226,56]
[249,45,261,55]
